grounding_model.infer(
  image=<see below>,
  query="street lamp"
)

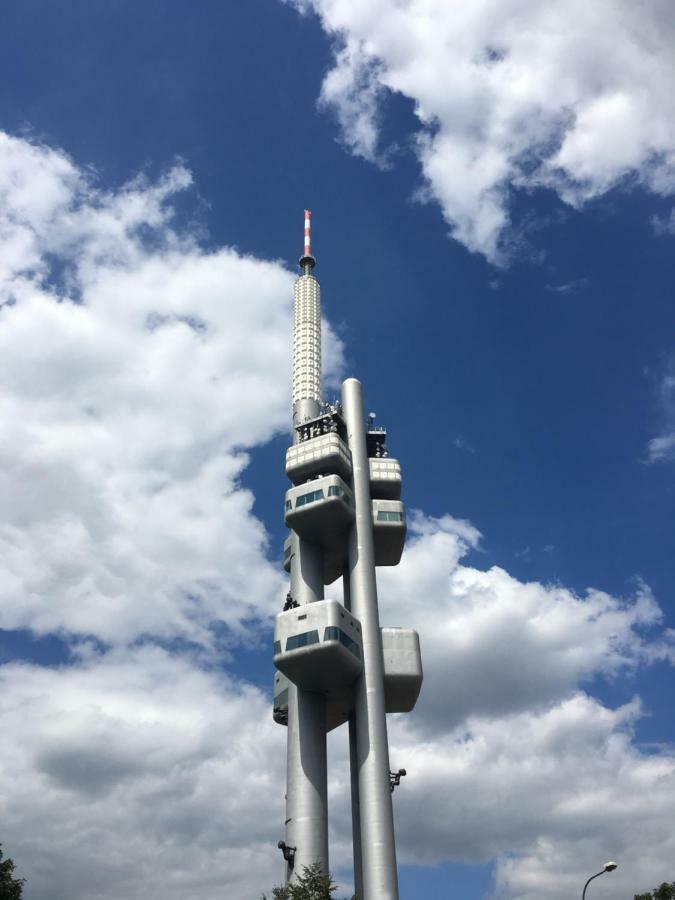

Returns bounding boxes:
[582,862,618,899]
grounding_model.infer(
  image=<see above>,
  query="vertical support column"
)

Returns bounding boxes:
[342,378,399,900]
[285,532,328,881]
[348,714,364,899]
[343,578,364,900]
[285,685,328,880]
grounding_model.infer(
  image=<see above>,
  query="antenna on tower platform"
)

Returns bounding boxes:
[299,209,316,273]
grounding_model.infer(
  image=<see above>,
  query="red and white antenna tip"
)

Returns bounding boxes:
[304,209,311,258]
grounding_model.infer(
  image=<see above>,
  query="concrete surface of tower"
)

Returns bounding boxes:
[273,211,423,899]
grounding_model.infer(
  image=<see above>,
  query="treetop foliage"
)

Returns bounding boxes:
[0,845,25,900]
[634,883,675,900]
[262,863,354,900]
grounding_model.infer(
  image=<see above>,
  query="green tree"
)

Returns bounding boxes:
[635,883,675,900]
[262,863,353,900]
[0,845,25,900]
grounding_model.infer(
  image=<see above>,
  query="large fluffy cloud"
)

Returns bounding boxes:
[389,693,675,899]
[378,514,667,732]
[322,514,675,898]
[288,0,675,261]
[377,516,675,899]
[0,647,286,900]
[0,130,343,900]
[0,131,343,646]
[2,516,674,900]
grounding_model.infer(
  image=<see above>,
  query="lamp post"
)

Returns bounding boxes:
[582,862,618,899]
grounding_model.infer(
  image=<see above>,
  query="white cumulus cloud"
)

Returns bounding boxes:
[287,0,675,261]
[375,515,674,897]
[0,130,344,647]
[389,693,675,899]
[324,515,675,898]
[377,513,667,732]
[2,511,674,900]
[0,647,286,900]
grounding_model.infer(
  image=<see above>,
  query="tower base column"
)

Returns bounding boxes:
[284,532,328,882]
[285,685,328,881]
[343,377,399,900]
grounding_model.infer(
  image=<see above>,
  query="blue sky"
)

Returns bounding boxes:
[0,2,674,898]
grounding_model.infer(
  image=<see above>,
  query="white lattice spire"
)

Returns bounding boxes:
[292,210,322,427]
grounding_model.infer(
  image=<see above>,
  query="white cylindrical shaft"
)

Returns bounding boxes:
[342,377,399,900]
[343,577,364,900]
[292,272,322,429]
[285,685,328,880]
[288,532,323,600]
[348,713,364,899]
[285,533,328,881]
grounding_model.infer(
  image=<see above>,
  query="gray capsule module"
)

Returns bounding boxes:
[273,211,422,899]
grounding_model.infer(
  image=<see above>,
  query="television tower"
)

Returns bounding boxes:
[273,211,422,899]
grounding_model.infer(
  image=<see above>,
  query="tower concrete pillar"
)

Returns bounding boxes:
[342,377,399,900]
[284,532,328,881]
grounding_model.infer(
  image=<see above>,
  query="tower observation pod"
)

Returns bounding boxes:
[273,211,422,899]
